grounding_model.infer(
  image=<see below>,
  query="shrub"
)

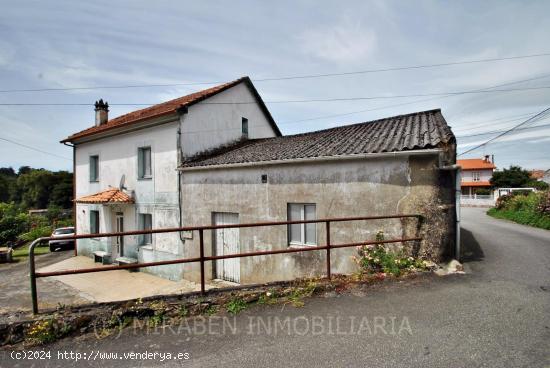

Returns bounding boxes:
[353,231,426,277]
[18,225,53,242]
[488,191,550,230]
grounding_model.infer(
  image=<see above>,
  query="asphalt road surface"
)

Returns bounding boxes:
[2,207,549,367]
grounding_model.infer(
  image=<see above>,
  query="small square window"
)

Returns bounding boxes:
[261,174,268,183]
[139,213,153,245]
[89,155,99,182]
[242,117,249,137]
[90,210,100,234]
[138,147,152,179]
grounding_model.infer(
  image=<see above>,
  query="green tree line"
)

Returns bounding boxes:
[0,166,73,209]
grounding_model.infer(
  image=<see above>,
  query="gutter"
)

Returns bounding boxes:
[178,148,443,172]
[63,142,77,256]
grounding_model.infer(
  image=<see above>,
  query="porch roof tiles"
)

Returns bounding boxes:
[75,188,134,204]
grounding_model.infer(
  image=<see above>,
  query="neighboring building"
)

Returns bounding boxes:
[530,169,550,185]
[61,77,280,280]
[62,77,458,283]
[457,156,496,196]
[179,109,457,284]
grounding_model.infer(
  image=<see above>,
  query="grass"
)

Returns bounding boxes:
[487,208,550,230]
[12,244,50,258]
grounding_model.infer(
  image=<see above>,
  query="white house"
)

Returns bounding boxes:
[61,77,281,280]
[62,77,458,284]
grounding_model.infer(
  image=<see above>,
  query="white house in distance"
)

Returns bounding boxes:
[61,77,281,280]
[457,156,496,196]
[62,77,458,284]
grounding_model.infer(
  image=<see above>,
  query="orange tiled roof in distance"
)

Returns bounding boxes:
[457,159,496,170]
[530,170,545,180]
[75,188,134,204]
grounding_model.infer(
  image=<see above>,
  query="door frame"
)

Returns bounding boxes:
[115,212,124,257]
[212,212,240,283]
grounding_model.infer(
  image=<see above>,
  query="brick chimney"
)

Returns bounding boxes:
[94,99,109,126]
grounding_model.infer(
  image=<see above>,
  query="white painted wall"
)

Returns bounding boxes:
[461,169,493,182]
[181,82,278,158]
[74,121,181,266]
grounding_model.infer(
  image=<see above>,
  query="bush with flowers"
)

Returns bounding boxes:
[353,231,427,277]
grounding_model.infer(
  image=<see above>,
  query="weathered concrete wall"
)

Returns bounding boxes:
[181,83,279,158]
[180,153,456,284]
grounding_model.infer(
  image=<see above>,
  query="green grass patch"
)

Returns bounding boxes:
[487,208,550,230]
[12,244,50,258]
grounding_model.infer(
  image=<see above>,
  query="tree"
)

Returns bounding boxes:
[490,166,532,188]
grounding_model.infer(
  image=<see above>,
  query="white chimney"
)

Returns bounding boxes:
[94,99,109,126]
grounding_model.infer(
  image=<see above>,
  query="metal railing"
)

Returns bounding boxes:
[29,214,423,314]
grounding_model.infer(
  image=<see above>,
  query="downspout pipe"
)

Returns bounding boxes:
[63,142,77,256]
[440,164,461,260]
[176,106,189,244]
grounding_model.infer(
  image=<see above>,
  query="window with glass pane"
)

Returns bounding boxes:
[139,213,152,245]
[89,156,99,182]
[138,147,152,179]
[242,117,249,137]
[287,203,316,245]
[90,210,99,234]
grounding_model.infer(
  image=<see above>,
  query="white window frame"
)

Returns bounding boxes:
[138,146,152,179]
[138,213,153,245]
[287,203,317,246]
[472,171,481,182]
[89,155,99,182]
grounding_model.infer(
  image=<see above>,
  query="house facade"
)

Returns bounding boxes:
[457,156,496,196]
[62,77,280,280]
[179,109,457,284]
[62,78,457,284]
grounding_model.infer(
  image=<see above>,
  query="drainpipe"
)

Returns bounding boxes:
[176,106,189,244]
[63,142,77,256]
[440,164,461,260]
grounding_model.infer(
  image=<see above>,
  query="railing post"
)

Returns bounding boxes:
[199,229,205,295]
[326,221,331,280]
[29,238,42,314]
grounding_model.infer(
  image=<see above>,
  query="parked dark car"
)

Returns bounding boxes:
[49,227,75,252]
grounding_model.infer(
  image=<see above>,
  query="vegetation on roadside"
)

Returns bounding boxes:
[490,165,549,191]
[353,231,428,277]
[488,191,550,230]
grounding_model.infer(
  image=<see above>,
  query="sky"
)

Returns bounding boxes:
[0,0,549,172]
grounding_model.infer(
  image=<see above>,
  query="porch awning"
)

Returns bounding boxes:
[75,188,134,204]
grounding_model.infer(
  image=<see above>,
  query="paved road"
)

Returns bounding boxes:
[3,208,549,367]
[0,250,84,316]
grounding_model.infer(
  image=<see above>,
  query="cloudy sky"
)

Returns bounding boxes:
[1,0,549,172]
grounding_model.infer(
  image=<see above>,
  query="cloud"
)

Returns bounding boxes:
[297,17,377,65]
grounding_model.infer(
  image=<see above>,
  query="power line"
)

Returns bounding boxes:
[456,121,550,138]
[458,107,550,156]
[1,85,550,107]
[279,73,550,125]
[1,52,550,94]
[0,137,72,161]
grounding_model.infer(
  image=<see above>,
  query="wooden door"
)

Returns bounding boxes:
[213,212,240,283]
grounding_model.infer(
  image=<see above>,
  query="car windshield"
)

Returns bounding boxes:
[54,228,74,235]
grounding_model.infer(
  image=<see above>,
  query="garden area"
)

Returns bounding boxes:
[0,166,73,261]
[487,190,550,230]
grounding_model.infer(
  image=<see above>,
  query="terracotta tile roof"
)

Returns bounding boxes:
[530,170,546,180]
[461,181,492,187]
[181,109,455,168]
[62,76,281,143]
[457,159,496,170]
[75,188,134,204]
